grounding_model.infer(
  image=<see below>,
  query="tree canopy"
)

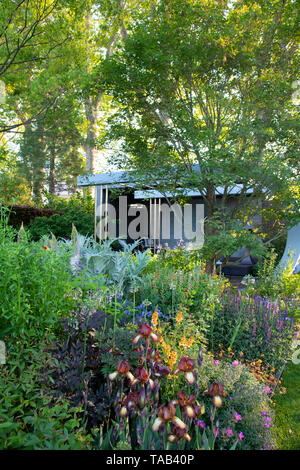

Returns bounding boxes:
[101,0,300,267]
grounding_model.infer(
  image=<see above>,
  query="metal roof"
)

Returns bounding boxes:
[77,171,132,187]
[77,164,201,187]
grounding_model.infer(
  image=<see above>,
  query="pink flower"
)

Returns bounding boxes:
[225,428,233,437]
[239,432,244,440]
[232,360,239,367]
[214,360,220,366]
[235,413,242,422]
[264,386,271,393]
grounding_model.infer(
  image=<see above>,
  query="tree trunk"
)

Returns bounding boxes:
[49,146,56,194]
[84,97,98,174]
[204,183,217,275]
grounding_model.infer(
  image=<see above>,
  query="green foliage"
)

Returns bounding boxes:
[139,265,227,328]
[274,359,300,450]
[255,249,300,303]
[95,325,140,378]
[0,208,74,341]
[0,344,90,450]
[43,191,94,215]
[148,242,204,273]
[211,292,295,373]
[195,356,277,450]
[69,227,152,294]
[102,0,299,266]
[28,208,94,240]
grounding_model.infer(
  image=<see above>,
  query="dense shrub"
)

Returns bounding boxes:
[0,209,75,341]
[3,204,62,229]
[209,291,296,375]
[138,266,228,337]
[28,208,94,240]
[148,240,203,273]
[254,249,300,302]
[0,344,90,450]
[43,310,140,432]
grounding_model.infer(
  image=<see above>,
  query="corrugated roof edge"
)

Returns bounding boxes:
[77,164,201,187]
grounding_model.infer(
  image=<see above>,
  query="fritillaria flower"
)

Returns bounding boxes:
[167,425,191,443]
[152,403,186,432]
[108,360,134,383]
[133,324,159,345]
[174,357,196,384]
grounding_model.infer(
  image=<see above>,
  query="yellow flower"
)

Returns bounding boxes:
[176,311,183,323]
[179,336,194,349]
[163,343,171,357]
[227,347,231,352]
[151,311,159,328]
[168,351,178,370]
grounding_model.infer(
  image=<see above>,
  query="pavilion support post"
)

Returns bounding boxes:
[158,198,161,248]
[99,184,103,244]
[153,198,157,252]
[149,198,152,250]
[105,184,108,240]
[94,186,97,241]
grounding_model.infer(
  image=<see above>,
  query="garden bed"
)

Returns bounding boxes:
[0,213,299,450]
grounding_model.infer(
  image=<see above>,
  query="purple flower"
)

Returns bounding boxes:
[232,360,239,367]
[239,432,244,440]
[235,413,242,422]
[225,428,233,437]
[214,360,220,366]
[198,420,206,429]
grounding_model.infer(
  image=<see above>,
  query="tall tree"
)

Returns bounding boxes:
[102,0,300,271]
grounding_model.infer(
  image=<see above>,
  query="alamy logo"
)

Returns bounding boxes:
[291,339,300,365]
[0,341,5,365]
[95,196,205,249]
[0,80,5,105]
